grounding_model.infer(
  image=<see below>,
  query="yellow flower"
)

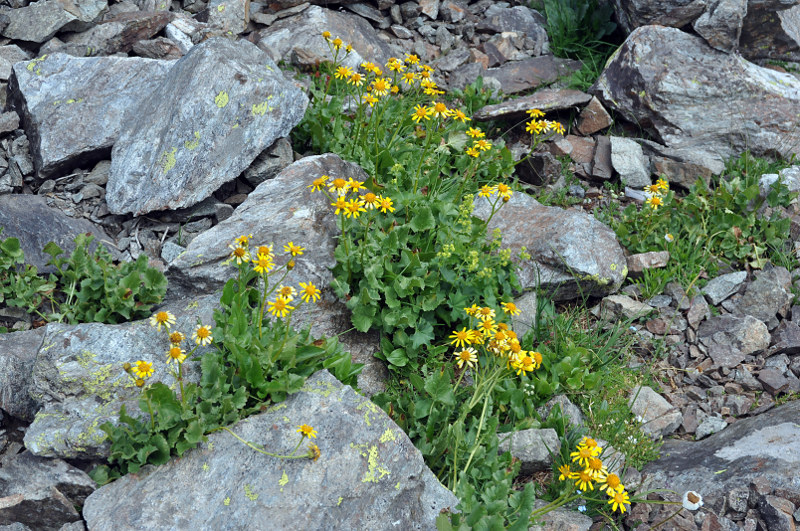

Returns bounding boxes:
[466,147,480,158]
[476,306,495,320]
[277,285,297,301]
[387,58,405,72]
[404,53,420,65]
[132,360,154,379]
[477,318,498,337]
[526,108,545,118]
[608,489,631,514]
[169,331,185,345]
[329,177,349,196]
[345,44,352,53]
[299,281,321,303]
[332,197,348,215]
[411,104,433,123]
[166,345,186,365]
[496,183,512,199]
[597,472,624,495]
[332,38,343,50]
[372,77,390,96]
[466,127,484,139]
[360,61,377,72]
[646,195,663,209]
[586,456,607,480]
[150,311,176,331]
[551,121,566,135]
[308,175,328,192]
[401,72,417,85]
[362,94,378,107]
[478,185,495,197]
[362,192,379,209]
[268,296,295,318]
[390,85,399,94]
[334,65,353,80]
[454,347,478,369]
[448,108,470,122]
[449,327,474,348]
[464,304,480,316]
[228,244,251,265]
[501,302,520,316]
[297,424,318,439]
[252,253,274,274]
[377,195,395,213]
[421,64,434,73]
[235,234,253,247]
[530,351,542,369]
[284,241,305,256]
[656,177,669,191]
[511,354,536,375]
[570,445,595,468]
[645,184,661,195]
[308,442,321,461]
[558,464,572,481]
[574,469,595,492]
[193,324,213,346]
[431,101,449,119]
[348,72,364,86]
[322,31,331,40]
[344,198,367,218]
[256,244,273,260]
[665,233,674,242]
[347,179,366,193]
[474,139,492,151]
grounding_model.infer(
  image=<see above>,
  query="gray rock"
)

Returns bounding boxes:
[577,96,613,135]
[758,495,796,531]
[0,111,19,134]
[610,136,650,188]
[638,139,719,187]
[695,414,728,439]
[497,428,559,474]
[626,251,670,276]
[474,192,627,301]
[0,451,95,530]
[473,88,591,122]
[697,314,770,369]
[0,328,44,422]
[82,370,458,530]
[9,53,172,178]
[160,240,186,264]
[629,386,683,438]
[483,56,582,95]
[740,4,800,61]
[601,294,654,320]
[529,499,592,531]
[24,296,217,459]
[640,401,800,514]
[692,0,747,52]
[59,11,173,57]
[760,165,800,202]
[601,25,800,165]
[164,22,194,54]
[757,368,789,395]
[1,0,77,43]
[734,267,792,329]
[477,5,548,54]
[257,5,392,69]
[205,0,249,34]
[537,395,585,430]
[686,295,710,329]
[702,271,747,305]
[242,136,293,187]
[60,0,109,32]
[106,38,307,216]
[0,195,119,272]
[390,24,415,39]
[767,320,800,356]
[131,37,184,60]
[509,290,537,339]
[611,0,707,32]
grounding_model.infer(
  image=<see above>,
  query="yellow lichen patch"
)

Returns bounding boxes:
[278,470,288,492]
[208,441,215,451]
[251,101,270,116]
[159,147,177,174]
[300,379,338,398]
[223,496,230,506]
[217,3,225,10]
[351,443,390,483]
[265,64,274,72]
[337,497,343,506]
[379,428,397,443]
[203,462,209,472]
[243,484,259,501]
[184,131,201,150]
[52,100,62,106]
[26,54,48,75]
[266,403,287,413]
[184,300,199,310]
[355,400,382,426]
[395,482,401,490]
[215,91,229,108]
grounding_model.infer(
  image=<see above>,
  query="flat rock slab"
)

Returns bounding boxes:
[473,88,591,121]
[24,294,217,459]
[485,56,583,95]
[497,428,559,474]
[0,195,120,271]
[629,386,682,438]
[640,400,800,514]
[8,52,172,177]
[0,328,45,422]
[106,37,307,216]
[474,192,626,301]
[697,314,770,369]
[257,5,392,70]
[1,0,77,43]
[82,370,458,530]
[59,11,173,56]
[702,270,747,305]
[594,26,800,166]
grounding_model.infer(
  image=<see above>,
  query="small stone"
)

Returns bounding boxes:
[686,295,711,329]
[758,495,796,531]
[702,271,747,305]
[626,251,670,276]
[610,136,650,188]
[601,294,654,321]
[577,96,612,135]
[695,414,727,439]
[160,241,186,264]
[497,428,560,474]
[390,24,414,39]
[758,368,789,395]
[418,0,439,19]
[537,395,584,430]
[629,386,683,438]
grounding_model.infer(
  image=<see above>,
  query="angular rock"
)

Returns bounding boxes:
[131,37,184,60]
[695,414,728,440]
[509,290,537,339]
[601,294,654,320]
[697,314,770,369]
[476,5,548,55]
[594,26,800,166]
[0,451,95,530]
[577,96,613,135]
[484,56,582,95]
[9,53,172,178]
[758,495,796,531]
[106,38,307,216]
[497,428,560,474]
[760,165,800,202]
[626,251,670,276]
[640,401,800,514]
[24,296,217,459]
[702,271,747,306]
[241,136,293,187]
[203,0,250,34]
[692,0,747,52]
[529,499,593,531]
[473,192,627,301]
[82,370,458,529]
[419,0,439,19]
[59,11,173,56]
[1,0,77,43]
[734,267,793,329]
[591,136,613,180]
[686,295,710,329]
[758,368,790,395]
[0,195,119,271]
[629,386,683,438]
[0,111,19,134]
[473,88,591,122]
[611,0,707,32]
[740,4,800,61]
[257,5,392,69]
[537,395,585,431]
[610,136,650,188]
[0,328,44,422]
[768,320,800,356]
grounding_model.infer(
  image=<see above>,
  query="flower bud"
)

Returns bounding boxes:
[287,260,296,270]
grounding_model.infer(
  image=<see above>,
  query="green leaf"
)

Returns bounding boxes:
[385,348,408,367]
[410,319,434,349]
[409,205,435,232]
[424,370,455,406]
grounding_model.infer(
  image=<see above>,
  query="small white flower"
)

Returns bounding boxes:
[682,490,704,511]
[578,505,587,513]
[665,233,674,242]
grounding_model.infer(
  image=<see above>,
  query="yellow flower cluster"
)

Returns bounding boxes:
[525,108,566,136]
[308,174,395,217]
[449,303,540,376]
[147,310,214,367]
[478,183,513,201]
[560,437,631,514]
[644,178,669,210]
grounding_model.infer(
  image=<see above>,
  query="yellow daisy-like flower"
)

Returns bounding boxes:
[132,360,154,379]
[496,183,512,200]
[308,175,328,192]
[284,241,305,256]
[345,44,352,53]
[401,72,417,85]
[361,192,379,209]
[308,442,321,461]
[608,489,631,514]
[361,61,376,72]
[570,445,595,468]
[362,94,378,107]
[431,101,449,119]
[501,301,520,316]
[645,184,661,195]
[478,318,498,336]
[268,296,295,319]
[166,345,186,365]
[411,104,433,123]
[387,58,405,72]
[473,139,492,152]
[511,354,536,375]
[377,196,395,213]
[328,177,349,196]
[252,253,274,274]
[390,85,400,94]
[322,31,331,40]
[193,324,213,346]
[448,108,470,122]
[574,469,595,492]
[478,185,495,197]
[656,177,669,191]
[449,327,474,348]
[334,65,353,80]
[235,234,253,247]
[586,456,607,480]
[344,198,367,218]
[418,69,431,80]
[404,53,420,65]
[150,311,176,331]
[551,121,566,135]
[332,197,348,215]
[597,472,624,496]
[454,347,478,369]
[372,77,390,96]
[476,306,496,320]
[464,304,480,316]
[420,78,436,90]
[299,281,321,303]
[646,196,663,209]
[421,64,434,73]
[347,179,366,193]
[466,147,480,158]
[297,424,317,439]
[466,127,485,139]
[348,72,365,86]
[277,285,297,302]
[169,331,185,345]
[332,38,343,50]
[228,244,251,265]
[530,351,542,369]
[527,108,545,118]
[424,86,444,96]
[558,464,572,481]
[256,244,274,260]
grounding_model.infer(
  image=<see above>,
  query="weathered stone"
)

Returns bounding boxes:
[476,5,548,55]
[9,53,172,178]
[389,24,414,39]
[692,0,747,52]
[601,294,654,320]
[577,96,613,135]
[515,150,561,186]
[537,395,585,430]
[497,428,559,474]
[0,451,95,530]
[419,0,439,18]
[740,4,800,61]
[344,3,386,26]
[697,314,770,369]
[626,251,670,276]
[734,267,792,329]
[595,26,800,166]
[695,414,728,439]
[257,5,392,69]
[106,38,307,216]
[758,495,796,531]
[241,136,293,187]
[529,499,593,531]
[686,295,710,329]
[0,111,19,134]
[82,370,458,530]
[473,192,627,301]
[611,0,707,32]
[702,271,747,306]
[551,135,595,166]
[758,368,790,395]
[768,320,800,356]
[591,135,613,180]
[1,0,77,43]
[447,61,485,91]
[761,165,800,203]
[610,136,650,188]
[483,56,582,95]
[203,0,250,34]
[0,328,44,422]
[131,37,184,59]
[60,11,173,56]
[629,385,683,438]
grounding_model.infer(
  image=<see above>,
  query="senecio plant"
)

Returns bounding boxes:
[92,236,360,484]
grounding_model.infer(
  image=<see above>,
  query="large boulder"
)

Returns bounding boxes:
[473,193,627,301]
[0,327,45,422]
[0,0,77,43]
[594,25,800,169]
[82,370,458,530]
[106,37,308,216]
[8,53,172,177]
